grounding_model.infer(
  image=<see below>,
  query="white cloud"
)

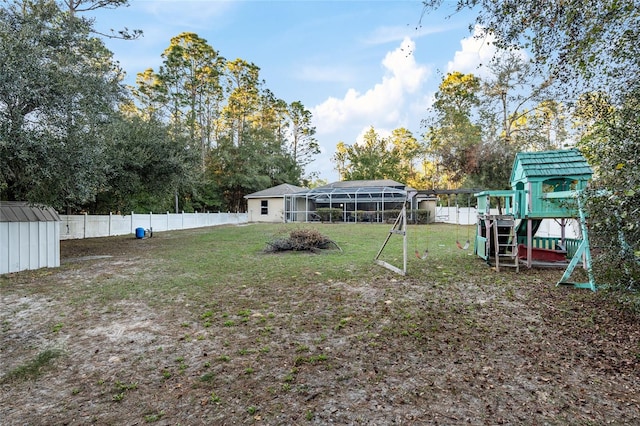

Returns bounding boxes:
[447,25,529,79]
[354,126,392,145]
[307,37,432,181]
[312,37,430,135]
[446,25,498,78]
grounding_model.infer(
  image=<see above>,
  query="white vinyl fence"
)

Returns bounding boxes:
[436,206,477,225]
[59,211,247,240]
[435,206,580,239]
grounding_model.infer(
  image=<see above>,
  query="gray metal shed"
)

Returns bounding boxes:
[0,202,60,274]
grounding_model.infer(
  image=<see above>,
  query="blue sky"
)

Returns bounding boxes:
[90,1,497,182]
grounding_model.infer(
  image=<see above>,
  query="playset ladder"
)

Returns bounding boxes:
[492,215,519,272]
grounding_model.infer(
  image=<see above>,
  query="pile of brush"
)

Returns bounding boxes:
[265,228,341,253]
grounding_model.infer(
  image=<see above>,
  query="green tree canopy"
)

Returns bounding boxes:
[133,33,317,212]
[92,113,197,214]
[0,0,124,208]
[423,72,482,187]
[332,127,423,183]
[577,89,640,290]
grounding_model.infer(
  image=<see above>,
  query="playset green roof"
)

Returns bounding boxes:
[510,148,593,187]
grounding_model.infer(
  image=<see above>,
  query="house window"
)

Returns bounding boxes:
[261,200,268,215]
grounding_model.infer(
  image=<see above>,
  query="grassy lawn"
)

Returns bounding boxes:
[1,223,639,424]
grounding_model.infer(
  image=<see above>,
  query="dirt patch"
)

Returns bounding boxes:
[1,228,639,425]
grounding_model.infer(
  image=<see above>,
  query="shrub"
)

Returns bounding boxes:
[411,209,431,224]
[353,210,376,222]
[382,209,401,222]
[316,208,342,222]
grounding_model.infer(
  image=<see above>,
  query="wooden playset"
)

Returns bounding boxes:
[474,148,597,290]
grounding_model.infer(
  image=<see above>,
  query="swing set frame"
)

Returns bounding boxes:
[374,202,408,275]
[374,189,480,276]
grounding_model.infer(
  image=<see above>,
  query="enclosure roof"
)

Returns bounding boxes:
[510,148,593,184]
[304,186,407,196]
[244,183,307,199]
[317,179,405,190]
[0,201,60,222]
[281,180,410,201]
[290,183,408,202]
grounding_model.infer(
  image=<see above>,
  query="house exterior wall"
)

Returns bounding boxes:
[0,221,60,274]
[247,198,285,223]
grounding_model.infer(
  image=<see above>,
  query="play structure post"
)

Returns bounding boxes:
[554,195,596,291]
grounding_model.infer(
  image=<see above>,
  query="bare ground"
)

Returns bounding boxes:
[1,228,639,425]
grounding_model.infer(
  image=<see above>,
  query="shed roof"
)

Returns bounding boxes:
[0,202,60,222]
[244,183,307,199]
[510,148,593,184]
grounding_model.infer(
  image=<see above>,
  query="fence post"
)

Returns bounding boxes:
[109,212,112,236]
[83,212,87,239]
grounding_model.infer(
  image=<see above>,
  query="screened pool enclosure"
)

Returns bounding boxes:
[283,180,410,223]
